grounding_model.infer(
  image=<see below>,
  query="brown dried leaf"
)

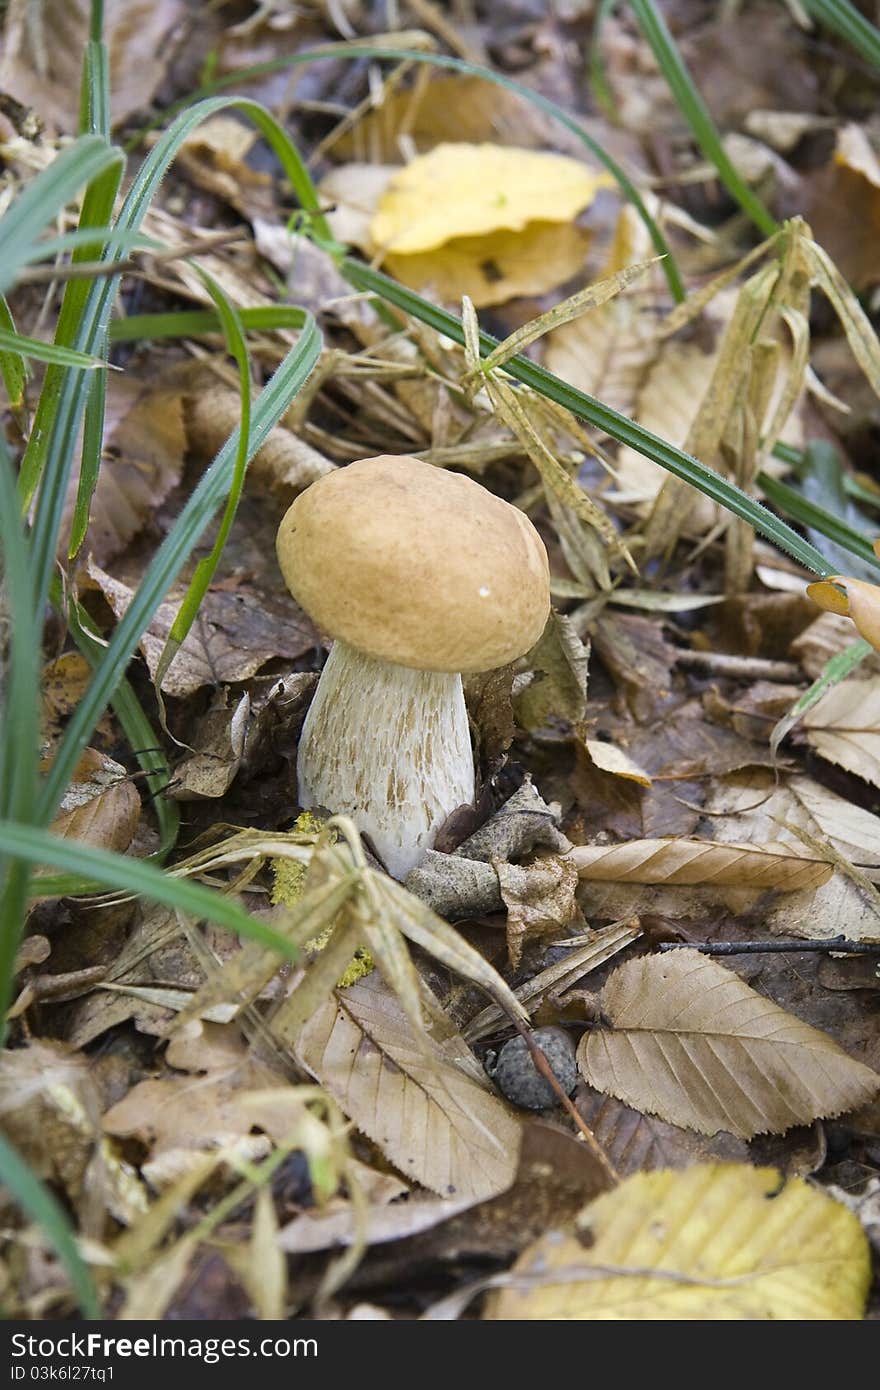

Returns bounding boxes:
[48,748,140,857]
[567,838,831,891]
[169,691,250,801]
[578,949,879,1138]
[41,652,114,750]
[0,0,186,133]
[701,770,880,943]
[102,1023,291,1188]
[61,378,186,566]
[85,561,316,697]
[295,970,521,1200]
[803,676,880,788]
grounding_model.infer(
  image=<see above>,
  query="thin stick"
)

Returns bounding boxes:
[659,936,880,956]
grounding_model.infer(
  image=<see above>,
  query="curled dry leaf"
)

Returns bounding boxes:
[295,969,521,1200]
[495,853,584,970]
[578,949,879,1138]
[185,382,334,503]
[513,610,589,731]
[169,691,250,801]
[567,837,831,891]
[48,748,140,857]
[487,1164,870,1320]
[802,676,880,789]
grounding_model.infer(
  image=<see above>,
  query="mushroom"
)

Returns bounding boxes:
[276,454,550,879]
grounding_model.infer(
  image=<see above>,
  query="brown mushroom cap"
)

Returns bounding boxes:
[276,455,550,673]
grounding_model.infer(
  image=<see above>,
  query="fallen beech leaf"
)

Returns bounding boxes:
[48,748,140,857]
[369,143,610,307]
[488,1164,870,1320]
[807,576,880,654]
[567,837,831,891]
[575,1084,750,1175]
[802,676,880,788]
[578,950,879,1138]
[85,561,316,697]
[701,771,880,944]
[295,969,521,1200]
[0,0,186,133]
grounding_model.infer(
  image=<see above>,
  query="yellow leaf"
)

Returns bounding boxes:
[384,221,592,308]
[807,576,880,654]
[369,143,610,307]
[372,143,609,251]
[487,1164,871,1319]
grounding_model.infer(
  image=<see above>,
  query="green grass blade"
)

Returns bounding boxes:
[38,312,321,820]
[342,258,835,577]
[800,0,880,69]
[0,1134,101,1319]
[68,334,109,560]
[0,328,105,369]
[771,636,872,759]
[629,0,777,237]
[0,297,27,409]
[156,270,252,690]
[141,43,687,303]
[589,0,621,119]
[17,162,123,511]
[0,440,40,1039]
[61,589,180,856]
[757,471,880,574]
[0,821,300,958]
[110,305,309,341]
[0,136,123,294]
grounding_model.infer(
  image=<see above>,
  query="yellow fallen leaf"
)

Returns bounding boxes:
[488,1164,870,1319]
[385,221,592,309]
[368,143,610,307]
[807,575,880,654]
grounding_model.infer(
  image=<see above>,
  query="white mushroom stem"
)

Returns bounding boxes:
[296,640,475,879]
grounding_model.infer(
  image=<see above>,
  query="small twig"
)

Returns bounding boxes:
[659,936,880,956]
[675,650,803,682]
[506,1013,620,1187]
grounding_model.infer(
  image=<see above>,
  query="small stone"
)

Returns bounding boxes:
[487,1027,578,1111]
